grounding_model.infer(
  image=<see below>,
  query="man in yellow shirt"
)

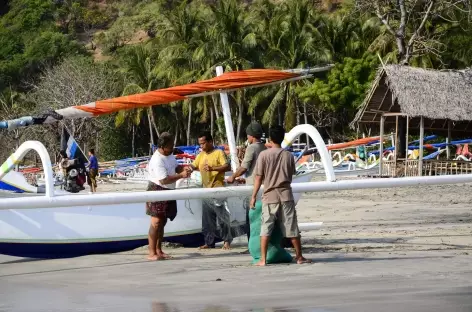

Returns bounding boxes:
[189,132,232,249]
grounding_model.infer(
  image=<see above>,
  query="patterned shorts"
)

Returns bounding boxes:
[146,182,177,221]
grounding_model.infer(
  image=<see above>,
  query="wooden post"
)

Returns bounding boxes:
[405,116,409,176]
[303,102,309,149]
[418,116,424,176]
[379,115,385,176]
[447,120,452,159]
[405,116,409,158]
[395,115,399,163]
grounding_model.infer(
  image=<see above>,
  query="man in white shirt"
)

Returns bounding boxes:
[146,132,191,261]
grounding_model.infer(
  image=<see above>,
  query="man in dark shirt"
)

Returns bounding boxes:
[87,149,99,193]
[227,121,267,243]
[250,125,311,266]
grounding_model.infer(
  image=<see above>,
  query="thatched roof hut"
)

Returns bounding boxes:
[351,65,472,134]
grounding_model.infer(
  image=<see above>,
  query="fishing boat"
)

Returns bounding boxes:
[0,66,334,258]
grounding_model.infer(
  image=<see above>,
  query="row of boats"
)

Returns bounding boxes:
[6,133,472,193]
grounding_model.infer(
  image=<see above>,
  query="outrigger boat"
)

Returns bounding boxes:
[0,66,333,258]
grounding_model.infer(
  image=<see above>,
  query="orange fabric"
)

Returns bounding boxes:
[75,69,298,115]
[326,137,380,150]
[297,155,310,164]
[77,91,185,115]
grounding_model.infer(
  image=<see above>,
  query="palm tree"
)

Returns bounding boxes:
[209,0,259,144]
[250,0,329,129]
[117,44,161,149]
[154,0,211,145]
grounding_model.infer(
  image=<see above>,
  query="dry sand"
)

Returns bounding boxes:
[0,178,471,311]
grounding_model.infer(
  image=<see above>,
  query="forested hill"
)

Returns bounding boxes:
[0,0,471,161]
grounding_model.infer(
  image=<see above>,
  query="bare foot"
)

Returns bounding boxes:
[296,256,312,264]
[157,251,172,259]
[254,260,266,266]
[198,244,213,250]
[147,254,159,261]
[222,242,231,250]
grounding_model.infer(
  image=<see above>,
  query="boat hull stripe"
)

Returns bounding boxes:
[0,233,207,259]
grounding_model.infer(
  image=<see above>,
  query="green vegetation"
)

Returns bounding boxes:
[0,0,470,161]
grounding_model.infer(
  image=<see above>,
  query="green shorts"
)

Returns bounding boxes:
[88,169,98,187]
[260,200,299,238]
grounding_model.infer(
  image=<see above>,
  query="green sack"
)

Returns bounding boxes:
[248,201,293,264]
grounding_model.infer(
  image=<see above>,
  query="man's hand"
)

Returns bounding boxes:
[226,176,235,184]
[179,169,191,179]
[203,163,212,172]
[249,197,256,209]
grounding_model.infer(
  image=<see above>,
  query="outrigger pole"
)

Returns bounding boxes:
[215,66,239,172]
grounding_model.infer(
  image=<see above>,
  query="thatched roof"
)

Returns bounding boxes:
[351,65,472,134]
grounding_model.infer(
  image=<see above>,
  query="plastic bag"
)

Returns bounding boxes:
[248,201,293,264]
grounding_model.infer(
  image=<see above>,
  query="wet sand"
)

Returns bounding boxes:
[0,180,471,311]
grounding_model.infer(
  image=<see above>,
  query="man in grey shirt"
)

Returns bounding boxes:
[227,121,267,240]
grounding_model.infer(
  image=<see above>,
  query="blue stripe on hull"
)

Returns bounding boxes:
[0,181,24,193]
[0,233,207,259]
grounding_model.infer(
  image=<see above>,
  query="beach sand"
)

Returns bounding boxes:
[0,179,471,311]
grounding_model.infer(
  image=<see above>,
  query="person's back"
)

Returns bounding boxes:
[89,154,98,170]
[256,147,295,204]
[250,125,311,266]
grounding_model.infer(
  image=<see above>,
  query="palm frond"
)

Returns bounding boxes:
[262,87,285,126]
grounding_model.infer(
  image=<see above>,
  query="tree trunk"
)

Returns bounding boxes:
[186,102,192,146]
[180,118,186,143]
[330,117,336,138]
[396,35,407,64]
[296,99,301,126]
[277,104,282,125]
[212,96,224,142]
[132,125,135,157]
[303,102,309,148]
[95,131,99,154]
[71,121,76,139]
[147,111,155,152]
[210,104,214,138]
[148,107,160,138]
[174,120,179,146]
[236,91,244,145]
[213,95,220,118]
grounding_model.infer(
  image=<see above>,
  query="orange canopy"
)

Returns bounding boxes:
[76,69,299,116]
